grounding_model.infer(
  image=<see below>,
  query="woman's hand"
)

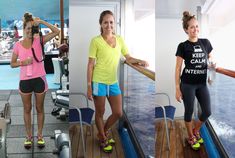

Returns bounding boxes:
[21,57,33,66]
[87,85,93,101]
[175,88,182,103]
[138,60,149,67]
[208,78,213,85]
[33,17,41,26]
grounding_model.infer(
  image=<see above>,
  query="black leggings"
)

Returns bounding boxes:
[180,83,211,122]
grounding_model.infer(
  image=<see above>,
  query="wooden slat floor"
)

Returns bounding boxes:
[155,119,208,158]
[69,124,125,158]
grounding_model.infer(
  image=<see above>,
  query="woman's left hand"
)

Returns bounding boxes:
[33,17,41,25]
[138,60,149,67]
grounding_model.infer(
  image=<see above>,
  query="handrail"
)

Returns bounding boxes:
[216,67,235,78]
[124,61,155,81]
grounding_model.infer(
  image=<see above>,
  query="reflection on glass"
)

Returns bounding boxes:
[209,73,235,157]
[123,65,155,156]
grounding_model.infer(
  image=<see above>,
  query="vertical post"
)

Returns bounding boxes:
[197,6,202,31]
[119,61,125,129]
[60,0,65,44]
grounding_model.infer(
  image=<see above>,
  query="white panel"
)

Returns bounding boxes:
[156,18,187,117]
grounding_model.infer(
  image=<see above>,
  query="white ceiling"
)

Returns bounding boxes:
[134,0,155,20]
[133,0,206,20]
[155,0,205,18]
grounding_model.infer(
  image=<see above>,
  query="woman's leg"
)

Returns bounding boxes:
[181,83,196,138]
[20,93,32,137]
[104,94,122,132]
[35,92,46,136]
[94,96,106,140]
[195,85,211,131]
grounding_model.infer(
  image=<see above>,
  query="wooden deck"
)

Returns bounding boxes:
[69,124,125,158]
[155,119,208,158]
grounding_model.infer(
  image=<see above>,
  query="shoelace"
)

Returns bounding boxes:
[188,136,197,145]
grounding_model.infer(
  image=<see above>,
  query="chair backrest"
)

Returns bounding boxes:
[155,105,176,120]
[154,93,176,120]
[69,107,94,125]
[69,93,94,125]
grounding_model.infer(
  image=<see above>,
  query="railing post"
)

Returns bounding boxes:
[119,60,125,129]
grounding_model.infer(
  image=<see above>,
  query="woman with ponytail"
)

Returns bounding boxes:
[10,12,60,149]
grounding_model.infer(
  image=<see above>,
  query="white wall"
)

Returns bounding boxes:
[132,13,155,71]
[210,20,235,70]
[155,18,187,117]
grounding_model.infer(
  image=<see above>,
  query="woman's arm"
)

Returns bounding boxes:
[10,53,20,68]
[34,18,60,44]
[124,54,149,67]
[175,56,183,102]
[87,58,96,100]
[10,53,32,68]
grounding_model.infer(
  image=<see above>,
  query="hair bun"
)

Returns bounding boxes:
[23,12,33,22]
[183,11,190,17]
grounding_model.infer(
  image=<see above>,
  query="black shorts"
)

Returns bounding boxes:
[19,77,48,94]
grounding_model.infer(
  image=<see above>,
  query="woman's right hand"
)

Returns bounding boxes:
[175,88,182,103]
[21,57,33,66]
[87,85,93,101]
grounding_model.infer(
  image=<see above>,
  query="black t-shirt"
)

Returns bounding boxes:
[175,39,213,84]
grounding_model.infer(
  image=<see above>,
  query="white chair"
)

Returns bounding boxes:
[155,93,176,150]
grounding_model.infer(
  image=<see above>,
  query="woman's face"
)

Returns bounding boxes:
[24,21,33,39]
[100,14,114,34]
[185,18,199,38]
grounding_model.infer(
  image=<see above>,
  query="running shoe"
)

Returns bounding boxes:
[37,135,45,148]
[105,130,115,145]
[100,139,113,153]
[24,136,33,149]
[188,135,200,150]
[193,128,204,144]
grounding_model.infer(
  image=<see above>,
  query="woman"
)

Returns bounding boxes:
[11,12,60,149]
[175,11,215,150]
[13,26,20,39]
[87,10,148,152]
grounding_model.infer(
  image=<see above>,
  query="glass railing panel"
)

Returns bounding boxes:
[123,64,155,157]
[209,73,235,158]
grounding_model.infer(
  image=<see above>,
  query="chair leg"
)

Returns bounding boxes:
[171,120,175,129]
[164,117,170,150]
[80,122,86,158]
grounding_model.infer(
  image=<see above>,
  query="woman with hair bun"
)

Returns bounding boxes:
[175,11,216,150]
[10,12,60,149]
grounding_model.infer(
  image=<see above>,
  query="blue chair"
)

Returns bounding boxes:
[69,93,94,158]
[155,93,176,150]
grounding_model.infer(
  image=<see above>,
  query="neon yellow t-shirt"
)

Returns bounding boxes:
[89,35,128,85]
